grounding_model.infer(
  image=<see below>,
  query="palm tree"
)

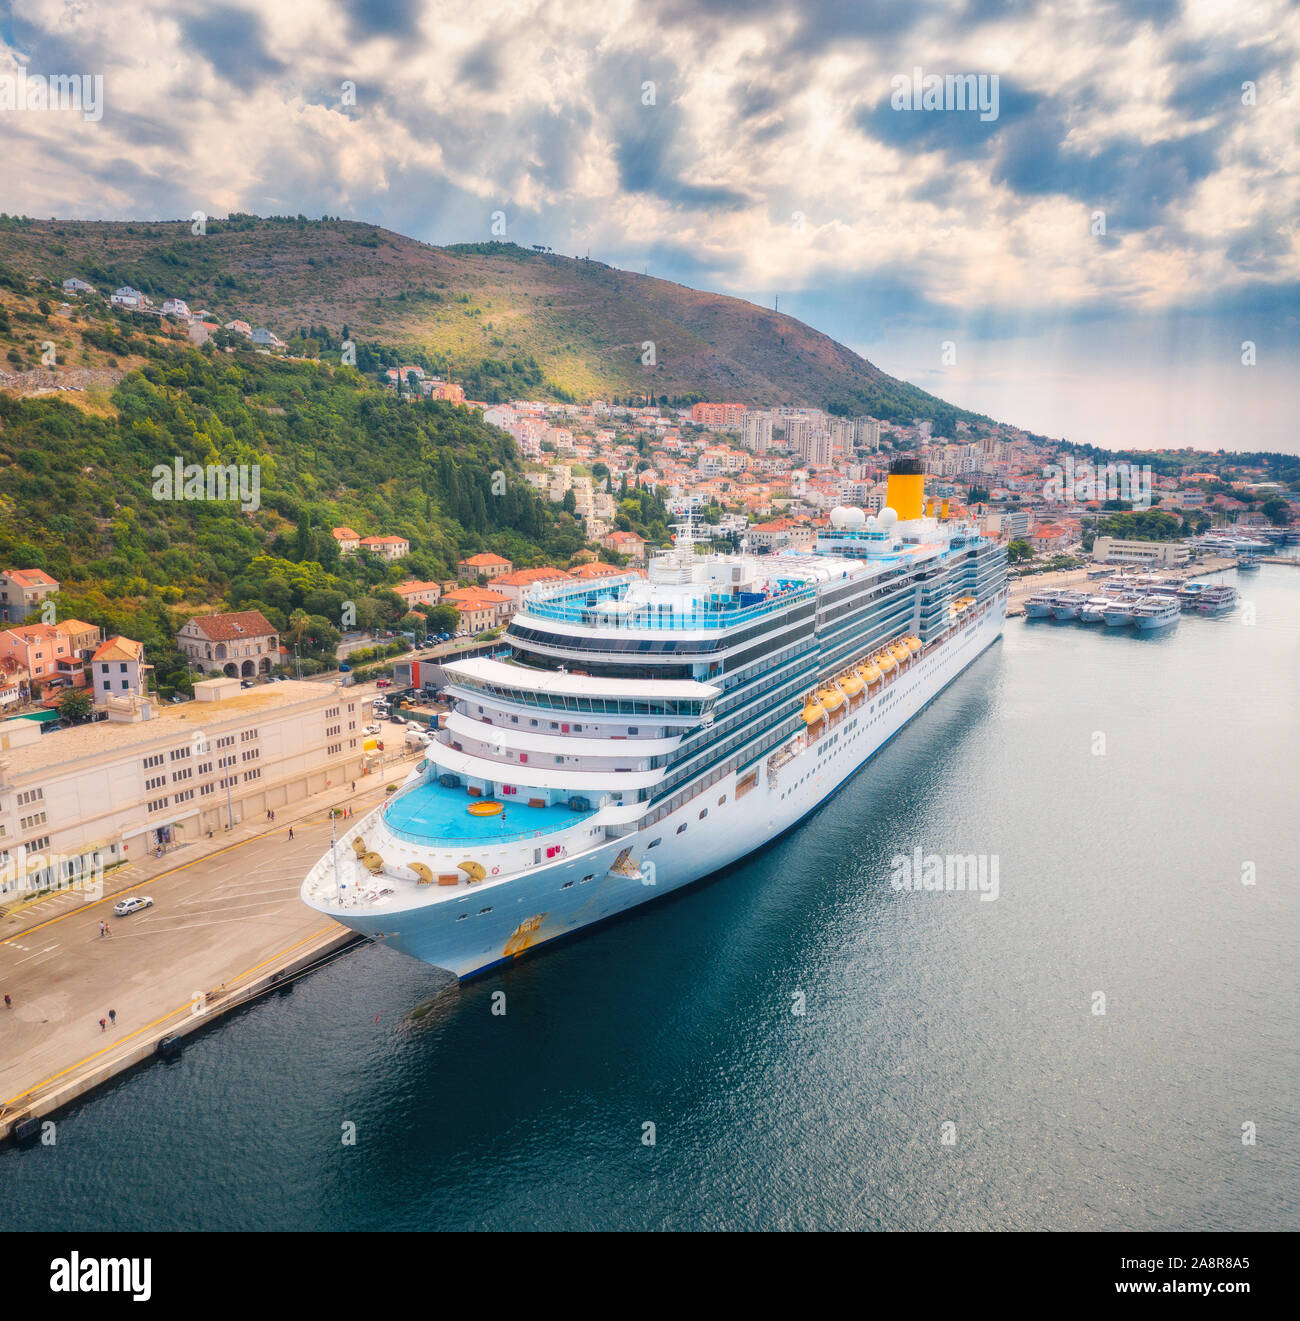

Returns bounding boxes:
[286,609,311,647]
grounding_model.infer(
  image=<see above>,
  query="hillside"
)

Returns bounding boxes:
[0,312,600,691]
[0,215,980,430]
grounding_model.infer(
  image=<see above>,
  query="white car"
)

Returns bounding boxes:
[113,895,154,916]
[364,723,381,735]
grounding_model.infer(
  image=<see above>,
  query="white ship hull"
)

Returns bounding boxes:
[306,601,1005,979]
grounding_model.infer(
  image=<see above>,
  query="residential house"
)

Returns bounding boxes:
[161,298,191,320]
[62,278,95,293]
[358,535,410,561]
[393,580,442,609]
[601,530,647,563]
[493,566,571,604]
[440,587,512,634]
[0,624,75,697]
[91,636,150,706]
[0,568,59,623]
[110,286,149,308]
[331,526,361,555]
[457,552,512,581]
[177,610,280,678]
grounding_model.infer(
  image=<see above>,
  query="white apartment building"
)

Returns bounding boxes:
[855,418,882,449]
[741,411,775,452]
[0,678,376,898]
[1091,537,1190,567]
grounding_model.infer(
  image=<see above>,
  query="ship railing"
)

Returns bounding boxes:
[520,585,815,631]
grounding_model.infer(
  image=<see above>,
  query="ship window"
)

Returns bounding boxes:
[561,881,574,889]
[648,838,661,848]
[628,727,639,735]
[478,907,493,915]
[717,795,726,805]
[456,913,467,921]
[676,823,687,834]
[699,808,708,819]
[582,873,594,882]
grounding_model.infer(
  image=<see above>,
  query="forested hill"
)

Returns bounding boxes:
[0,215,983,431]
[0,342,594,688]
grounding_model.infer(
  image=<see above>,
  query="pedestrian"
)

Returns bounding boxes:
[109,1008,116,1024]
[351,781,356,793]
[4,993,10,1008]
[288,826,294,840]
[104,923,110,937]
[267,809,272,820]
[99,920,105,937]
[99,1018,106,1032]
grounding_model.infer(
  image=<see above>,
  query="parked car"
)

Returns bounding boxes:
[338,663,351,673]
[240,678,256,689]
[364,723,381,735]
[376,678,391,688]
[113,896,154,917]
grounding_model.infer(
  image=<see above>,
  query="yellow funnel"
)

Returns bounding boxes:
[885,460,925,522]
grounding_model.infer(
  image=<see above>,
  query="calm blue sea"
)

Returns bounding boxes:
[7,566,1298,1231]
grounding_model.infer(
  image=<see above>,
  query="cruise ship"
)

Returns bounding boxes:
[301,463,1008,978]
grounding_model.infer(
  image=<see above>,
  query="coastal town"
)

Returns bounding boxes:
[0,266,1296,1146]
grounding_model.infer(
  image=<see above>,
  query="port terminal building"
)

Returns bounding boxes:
[0,678,375,899]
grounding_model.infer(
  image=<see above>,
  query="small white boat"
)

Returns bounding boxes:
[1130,596,1180,630]
[1024,590,1060,619]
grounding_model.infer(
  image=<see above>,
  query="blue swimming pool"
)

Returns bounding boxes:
[383,776,595,844]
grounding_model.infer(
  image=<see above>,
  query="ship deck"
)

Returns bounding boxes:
[383,776,596,845]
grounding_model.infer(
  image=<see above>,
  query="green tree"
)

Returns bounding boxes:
[1006,538,1033,563]
[57,688,94,722]
[424,603,460,634]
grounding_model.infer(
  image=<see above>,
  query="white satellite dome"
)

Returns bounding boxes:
[829,506,853,528]
[879,506,899,527]
[865,515,880,531]
[842,506,867,527]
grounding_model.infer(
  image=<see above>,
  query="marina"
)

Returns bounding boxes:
[1023,572,1241,632]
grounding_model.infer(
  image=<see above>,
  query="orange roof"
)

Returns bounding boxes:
[569,562,626,580]
[359,535,409,546]
[4,568,58,587]
[495,567,571,587]
[442,586,510,604]
[182,610,276,641]
[393,579,441,596]
[331,526,360,540]
[460,552,511,566]
[92,635,145,663]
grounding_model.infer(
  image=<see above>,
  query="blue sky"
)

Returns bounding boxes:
[2,0,1297,451]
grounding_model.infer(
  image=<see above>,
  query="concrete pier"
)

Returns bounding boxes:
[0,752,421,1138]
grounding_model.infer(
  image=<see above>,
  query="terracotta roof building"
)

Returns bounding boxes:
[0,568,59,624]
[458,552,513,580]
[177,610,280,678]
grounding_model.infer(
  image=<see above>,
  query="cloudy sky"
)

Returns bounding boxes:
[3,0,1297,451]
